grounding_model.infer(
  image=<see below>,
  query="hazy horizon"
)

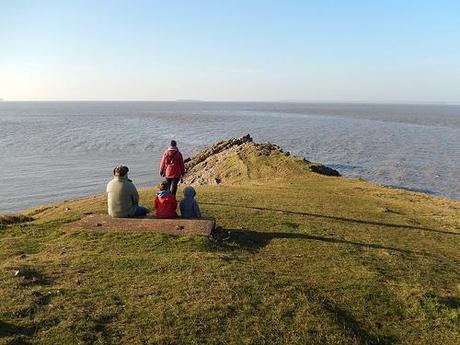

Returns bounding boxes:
[1,1,460,103]
[1,99,460,106]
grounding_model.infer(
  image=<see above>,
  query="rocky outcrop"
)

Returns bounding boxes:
[309,164,341,177]
[253,142,287,157]
[184,134,253,171]
[183,134,340,185]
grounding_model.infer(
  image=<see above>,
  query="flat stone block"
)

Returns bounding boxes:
[64,214,215,236]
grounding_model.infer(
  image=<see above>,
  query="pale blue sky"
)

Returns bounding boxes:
[1,0,459,102]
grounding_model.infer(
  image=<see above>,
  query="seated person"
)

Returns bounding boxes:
[154,181,177,218]
[106,166,148,218]
[180,186,201,218]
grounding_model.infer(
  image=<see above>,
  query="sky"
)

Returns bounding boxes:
[1,0,459,102]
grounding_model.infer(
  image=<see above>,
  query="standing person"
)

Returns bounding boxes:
[106,166,148,218]
[154,181,177,218]
[159,140,185,198]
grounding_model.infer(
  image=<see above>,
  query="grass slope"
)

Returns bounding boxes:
[1,145,459,345]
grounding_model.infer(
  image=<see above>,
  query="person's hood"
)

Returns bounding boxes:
[165,147,180,161]
[157,190,171,198]
[183,186,196,198]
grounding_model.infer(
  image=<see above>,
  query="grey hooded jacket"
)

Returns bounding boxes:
[106,175,139,217]
[179,186,201,218]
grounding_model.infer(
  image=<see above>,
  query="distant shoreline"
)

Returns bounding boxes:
[1,100,460,106]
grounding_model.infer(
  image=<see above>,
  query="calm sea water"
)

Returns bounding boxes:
[1,101,459,213]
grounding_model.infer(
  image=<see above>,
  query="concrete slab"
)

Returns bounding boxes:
[64,214,215,236]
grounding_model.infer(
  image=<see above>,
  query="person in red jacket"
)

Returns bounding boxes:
[154,181,177,218]
[159,140,185,198]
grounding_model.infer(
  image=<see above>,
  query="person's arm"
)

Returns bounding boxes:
[193,200,201,218]
[159,151,166,177]
[131,184,139,206]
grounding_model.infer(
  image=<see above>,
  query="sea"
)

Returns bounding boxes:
[0,101,459,213]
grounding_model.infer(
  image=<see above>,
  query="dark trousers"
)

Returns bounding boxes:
[132,205,148,217]
[166,178,180,198]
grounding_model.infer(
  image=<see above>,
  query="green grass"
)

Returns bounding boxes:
[1,153,459,344]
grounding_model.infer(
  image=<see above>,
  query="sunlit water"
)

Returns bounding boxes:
[1,101,459,212]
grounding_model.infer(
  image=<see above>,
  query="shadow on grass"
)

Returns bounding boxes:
[211,228,399,344]
[16,267,54,287]
[439,296,460,309]
[213,228,424,256]
[300,287,397,345]
[13,291,55,319]
[202,202,458,236]
[78,296,123,344]
[0,321,35,339]
[83,313,118,345]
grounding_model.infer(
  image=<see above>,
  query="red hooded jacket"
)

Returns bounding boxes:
[155,192,177,218]
[159,147,185,178]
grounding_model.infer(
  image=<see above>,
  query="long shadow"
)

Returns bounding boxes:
[202,202,458,236]
[299,287,397,345]
[212,228,399,344]
[439,296,460,309]
[213,228,427,256]
[0,321,35,338]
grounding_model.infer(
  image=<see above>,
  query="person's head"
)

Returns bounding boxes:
[183,186,196,198]
[170,140,177,147]
[159,180,169,191]
[113,165,129,177]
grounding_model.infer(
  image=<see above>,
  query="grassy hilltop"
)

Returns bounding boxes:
[1,136,459,345]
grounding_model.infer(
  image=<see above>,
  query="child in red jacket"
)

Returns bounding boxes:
[154,181,177,218]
